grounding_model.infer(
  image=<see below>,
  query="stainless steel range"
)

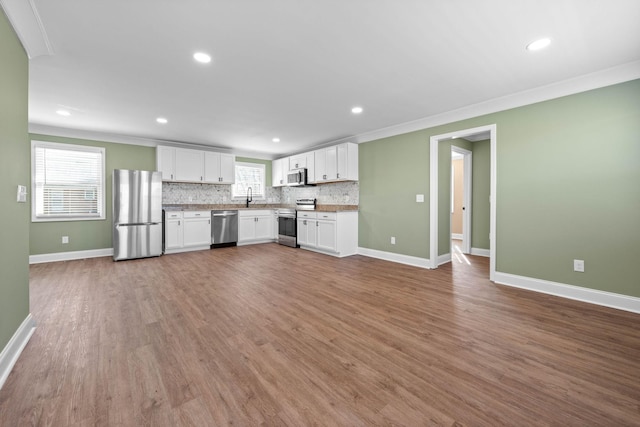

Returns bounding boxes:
[275,198,316,247]
[275,207,297,247]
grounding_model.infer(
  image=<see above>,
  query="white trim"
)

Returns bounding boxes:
[470,247,490,257]
[0,314,36,391]
[451,233,463,240]
[29,248,112,264]
[429,124,497,282]
[0,0,53,58]
[355,61,640,144]
[437,253,451,266]
[28,124,275,160]
[358,247,431,269]
[494,272,640,315]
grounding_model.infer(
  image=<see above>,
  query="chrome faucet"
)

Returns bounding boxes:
[246,187,253,208]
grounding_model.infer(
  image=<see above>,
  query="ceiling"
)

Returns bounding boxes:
[6,0,640,158]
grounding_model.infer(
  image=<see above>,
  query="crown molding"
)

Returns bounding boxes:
[0,0,53,58]
[354,60,640,144]
[28,123,273,160]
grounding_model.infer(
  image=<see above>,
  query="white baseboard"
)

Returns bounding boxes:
[451,233,463,240]
[494,272,640,314]
[437,253,451,266]
[29,248,113,264]
[357,247,431,269]
[0,314,36,391]
[471,247,490,257]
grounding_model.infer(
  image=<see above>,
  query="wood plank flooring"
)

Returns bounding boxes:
[1,244,639,426]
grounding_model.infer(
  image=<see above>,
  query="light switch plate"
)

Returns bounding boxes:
[17,185,27,203]
[416,194,425,203]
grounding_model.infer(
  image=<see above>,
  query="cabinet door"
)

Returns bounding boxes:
[313,149,326,183]
[337,144,348,180]
[296,219,308,245]
[238,216,256,242]
[157,146,175,181]
[254,216,272,240]
[272,158,288,187]
[203,152,220,183]
[289,154,306,170]
[175,148,204,182]
[305,152,315,183]
[183,217,211,247]
[165,218,183,250]
[219,154,235,184]
[325,146,338,181]
[317,220,337,252]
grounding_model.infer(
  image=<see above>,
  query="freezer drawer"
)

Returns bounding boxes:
[113,223,162,260]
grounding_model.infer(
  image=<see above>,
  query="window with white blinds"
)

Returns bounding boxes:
[232,162,265,199]
[31,141,105,221]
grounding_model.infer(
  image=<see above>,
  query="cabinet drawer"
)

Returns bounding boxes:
[239,209,272,217]
[316,212,336,221]
[183,210,210,218]
[297,211,317,219]
[165,211,182,219]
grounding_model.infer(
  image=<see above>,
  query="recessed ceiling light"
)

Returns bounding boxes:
[193,52,212,63]
[272,137,280,143]
[56,109,71,116]
[526,38,551,51]
[351,106,363,114]
[156,117,168,124]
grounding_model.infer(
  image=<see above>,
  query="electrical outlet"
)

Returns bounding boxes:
[573,259,584,272]
[391,237,396,245]
[62,236,69,244]
[416,194,425,203]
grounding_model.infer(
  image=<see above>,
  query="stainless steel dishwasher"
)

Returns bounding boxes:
[211,210,238,248]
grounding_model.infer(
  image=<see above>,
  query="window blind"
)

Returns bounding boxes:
[32,142,105,220]
[232,163,265,198]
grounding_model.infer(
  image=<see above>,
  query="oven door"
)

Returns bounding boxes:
[277,216,298,247]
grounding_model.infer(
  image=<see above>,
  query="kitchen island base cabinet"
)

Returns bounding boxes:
[297,211,357,257]
[164,211,212,254]
[238,210,275,245]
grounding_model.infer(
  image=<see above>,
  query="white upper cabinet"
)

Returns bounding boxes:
[157,145,235,184]
[157,146,176,181]
[204,152,235,184]
[310,142,357,184]
[272,157,288,187]
[175,148,204,182]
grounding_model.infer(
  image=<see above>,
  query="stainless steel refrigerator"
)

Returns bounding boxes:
[112,169,162,261]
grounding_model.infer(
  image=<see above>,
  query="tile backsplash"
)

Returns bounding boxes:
[162,181,359,205]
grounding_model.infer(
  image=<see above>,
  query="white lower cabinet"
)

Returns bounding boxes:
[296,211,357,257]
[164,210,211,254]
[238,210,275,245]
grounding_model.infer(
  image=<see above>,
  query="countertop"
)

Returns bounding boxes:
[163,204,358,212]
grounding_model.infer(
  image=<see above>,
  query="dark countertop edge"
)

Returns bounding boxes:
[163,204,358,212]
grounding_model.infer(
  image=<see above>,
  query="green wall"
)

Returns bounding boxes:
[0,10,30,353]
[359,79,640,298]
[29,134,155,255]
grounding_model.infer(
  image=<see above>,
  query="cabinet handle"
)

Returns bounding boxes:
[178,220,180,226]
[323,174,327,180]
[201,176,203,181]
[171,174,174,180]
[337,173,340,179]
[303,220,307,225]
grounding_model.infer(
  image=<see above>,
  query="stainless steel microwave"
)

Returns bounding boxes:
[287,168,308,186]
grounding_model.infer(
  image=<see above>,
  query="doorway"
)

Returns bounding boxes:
[451,146,472,255]
[429,124,496,281]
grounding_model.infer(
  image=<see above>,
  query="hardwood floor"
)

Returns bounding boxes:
[1,244,639,426]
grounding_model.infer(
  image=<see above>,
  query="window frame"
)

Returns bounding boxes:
[31,140,106,222]
[231,162,266,200]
